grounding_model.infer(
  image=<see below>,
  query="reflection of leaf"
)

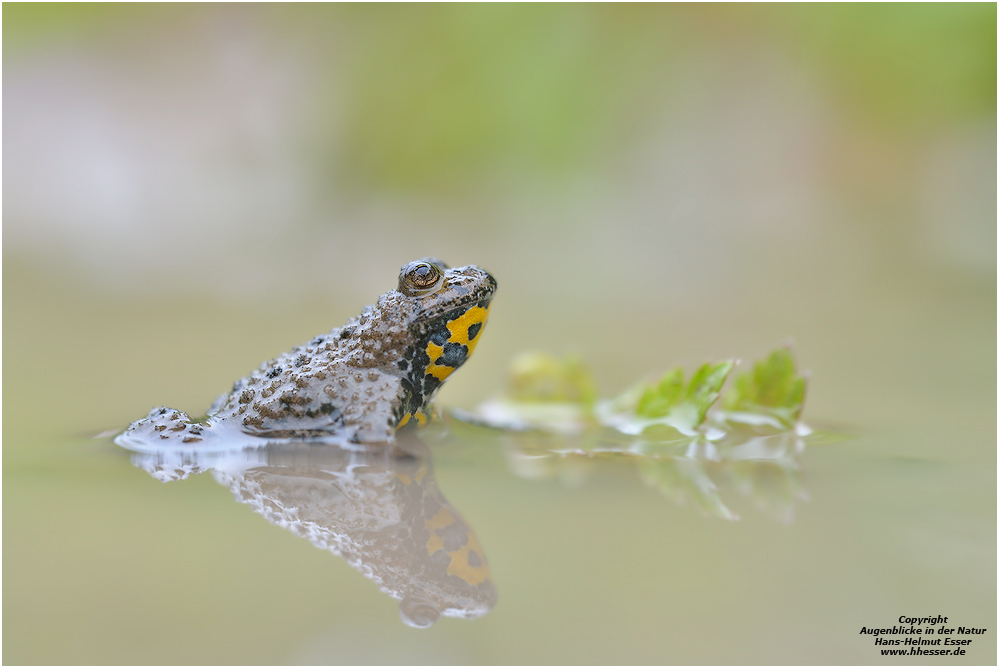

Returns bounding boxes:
[632,360,734,430]
[637,457,738,521]
[482,418,817,523]
[722,348,806,426]
[726,460,808,525]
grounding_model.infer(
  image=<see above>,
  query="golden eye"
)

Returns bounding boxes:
[399,260,444,296]
[407,262,440,288]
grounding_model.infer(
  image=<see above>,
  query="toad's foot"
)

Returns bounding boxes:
[119,407,215,447]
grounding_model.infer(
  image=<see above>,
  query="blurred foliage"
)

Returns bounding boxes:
[473,347,806,444]
[769,3,997,128]
[505,350,598,406]
[2,3,187,56]
[329,4,679,193]
[4,4,993,194]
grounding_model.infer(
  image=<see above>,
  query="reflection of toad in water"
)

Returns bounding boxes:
[129,436,496,627]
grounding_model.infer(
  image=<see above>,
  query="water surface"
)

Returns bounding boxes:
[4,261,995,664]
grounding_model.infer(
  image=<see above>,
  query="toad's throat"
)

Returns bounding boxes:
[424,303,490,383]
[397,301,491,429]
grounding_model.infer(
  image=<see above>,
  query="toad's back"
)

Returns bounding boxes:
[117,259,497,448]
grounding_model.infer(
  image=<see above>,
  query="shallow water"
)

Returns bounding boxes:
[4,260,995,665]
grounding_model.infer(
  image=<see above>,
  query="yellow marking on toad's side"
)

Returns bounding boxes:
[425,305,490,382]
[425,341,449,380]
[425,507,455,555]
[446,531,491,586]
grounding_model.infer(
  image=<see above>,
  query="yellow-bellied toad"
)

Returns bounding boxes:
[117,259,497,446]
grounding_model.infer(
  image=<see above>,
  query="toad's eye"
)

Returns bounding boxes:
[399,261,444,296]
[408,263,439,288]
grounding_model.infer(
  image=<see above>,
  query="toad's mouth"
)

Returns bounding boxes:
[413,272,497,324]
[417,295,493,325]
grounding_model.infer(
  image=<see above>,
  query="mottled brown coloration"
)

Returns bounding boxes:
[118,260,496,447]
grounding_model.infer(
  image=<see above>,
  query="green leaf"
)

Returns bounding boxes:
[633,360,734,430]
[722,348,807,425]
[685,360,735,424]
[635,368,683,418]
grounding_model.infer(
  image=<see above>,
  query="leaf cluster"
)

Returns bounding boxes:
[633,361,734,431]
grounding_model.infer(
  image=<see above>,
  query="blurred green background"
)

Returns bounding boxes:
[4,4,995,664]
